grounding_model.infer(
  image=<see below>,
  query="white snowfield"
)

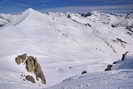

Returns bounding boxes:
[0,8,133,89]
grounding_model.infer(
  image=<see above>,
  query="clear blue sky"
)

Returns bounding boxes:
[0,0,133,13]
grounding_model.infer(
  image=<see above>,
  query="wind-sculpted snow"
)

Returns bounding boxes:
[0,8,133,89]
[47,70,133,89]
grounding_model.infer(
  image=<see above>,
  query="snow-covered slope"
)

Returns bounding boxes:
[47,70,133,89]
[0,8,133,89]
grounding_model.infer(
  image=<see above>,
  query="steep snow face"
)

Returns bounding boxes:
[112,54,133,70]
[0,9,133,88]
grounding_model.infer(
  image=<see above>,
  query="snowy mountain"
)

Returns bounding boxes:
[0,8,133,89]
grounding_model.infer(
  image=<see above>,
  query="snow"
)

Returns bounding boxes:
[47,70,133,89]
[0,8,133,89]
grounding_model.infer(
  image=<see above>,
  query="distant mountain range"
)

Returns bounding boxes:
[0,0,133,13]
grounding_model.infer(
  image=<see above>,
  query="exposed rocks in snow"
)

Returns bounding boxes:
[121,51,128,61]
[81,70,87,74]
[111,24,117,28]
[112,38,127,48]
[84,23,91,27]
[15,53,46,84]
[126,31,132,35]
[126,25,133,33]
[20,73,36,83]
[105,51,129,71]
[113,51,128,64]
[80,12,92,17]
[25,75,36,83]
[105,64,112,71]
[116,38,127,44]
[67,14,71,18]
[125,12,133,19]
[0,24,4,27]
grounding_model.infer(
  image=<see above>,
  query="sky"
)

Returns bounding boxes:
[0,0,133,13]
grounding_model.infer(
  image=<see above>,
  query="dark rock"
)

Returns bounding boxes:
[121,51,128,61]
[116,38,127,44]
[67,14,71,18]
[127,32,132,35]
[25,75,36,83]
[0,24,5,27]
[113,61,119,64]
[105,64,112,71]
[85,23,91,27]
[111,24,117,28]
[126,26,133,33]
[81,70,87,74]
[81,12,92,17]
